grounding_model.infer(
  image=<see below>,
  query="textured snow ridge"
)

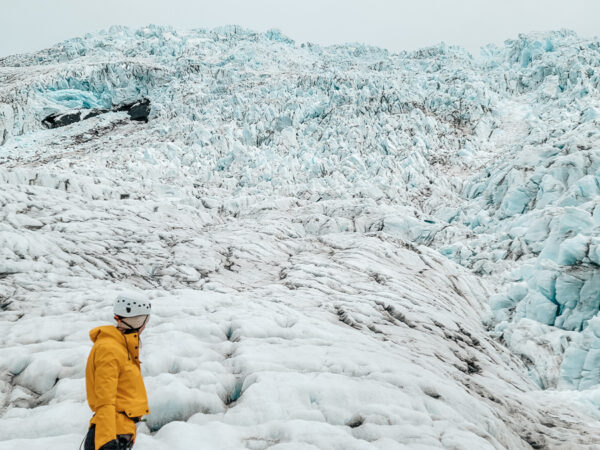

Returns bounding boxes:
[1,25,600,449]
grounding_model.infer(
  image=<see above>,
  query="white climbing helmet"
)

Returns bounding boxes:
[114,295,151,318]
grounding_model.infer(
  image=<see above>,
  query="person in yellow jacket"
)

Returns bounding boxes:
[84,296,151,450]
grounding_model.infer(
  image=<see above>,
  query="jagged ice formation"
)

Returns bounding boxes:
[1,25,600,449]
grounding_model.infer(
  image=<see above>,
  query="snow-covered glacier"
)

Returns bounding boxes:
[1,25,600,449]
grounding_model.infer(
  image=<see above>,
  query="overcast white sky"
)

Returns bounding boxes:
[1,0,598,58]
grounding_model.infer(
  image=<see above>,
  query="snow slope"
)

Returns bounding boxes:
[1,25,600,449]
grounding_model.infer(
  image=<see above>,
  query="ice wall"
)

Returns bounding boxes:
[445,32,600,391]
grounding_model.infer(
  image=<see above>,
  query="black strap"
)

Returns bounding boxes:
[119,411,140,423]
[121,315,148,333]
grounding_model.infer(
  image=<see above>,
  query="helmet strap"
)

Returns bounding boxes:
[115,315,148,334]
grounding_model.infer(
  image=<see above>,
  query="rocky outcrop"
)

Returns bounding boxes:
[41,99,150,129]
[116,99,151,122]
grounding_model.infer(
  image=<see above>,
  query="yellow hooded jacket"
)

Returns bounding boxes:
[86,325,150,449]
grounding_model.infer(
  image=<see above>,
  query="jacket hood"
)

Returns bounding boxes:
[89,325,123,343]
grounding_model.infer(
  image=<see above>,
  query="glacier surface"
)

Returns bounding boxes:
[1,25,600,449]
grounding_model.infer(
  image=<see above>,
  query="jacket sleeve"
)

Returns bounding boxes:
[93,344,121,450]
